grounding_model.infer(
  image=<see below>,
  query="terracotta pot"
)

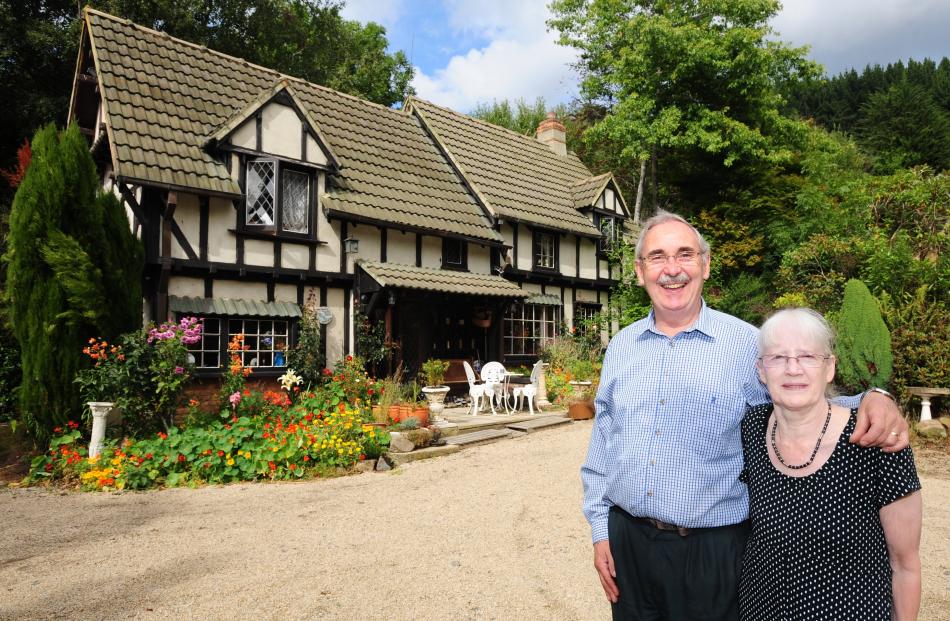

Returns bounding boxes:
[409,405,430,427]
[387,405,402,423]
[371,405,386,424]
[568,400,595,421]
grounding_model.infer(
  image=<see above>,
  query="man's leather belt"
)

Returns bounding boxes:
[633,515,694,537]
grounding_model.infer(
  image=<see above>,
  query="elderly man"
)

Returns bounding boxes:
[581,211,907,621]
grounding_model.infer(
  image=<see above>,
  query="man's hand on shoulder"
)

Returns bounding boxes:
[593,539,619,603]
[851,390,909,452]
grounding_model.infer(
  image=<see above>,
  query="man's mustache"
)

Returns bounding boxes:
[657,273,690,286]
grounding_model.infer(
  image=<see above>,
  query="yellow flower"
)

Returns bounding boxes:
[226,458,235,466]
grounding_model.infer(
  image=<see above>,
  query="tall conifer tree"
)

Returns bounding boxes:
[4,123,142,440]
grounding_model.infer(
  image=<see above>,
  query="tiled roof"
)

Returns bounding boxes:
[523,294,563,306]
[407,98,603,237]
[84,8,501,243]
[357,261,528,297]
[571,173,613,209]
[169,296,301,317]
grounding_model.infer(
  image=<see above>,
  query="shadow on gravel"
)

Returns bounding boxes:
[1,550,228,620]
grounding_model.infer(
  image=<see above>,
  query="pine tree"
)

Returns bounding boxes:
[835,279,893,393]
[4,123,143,440]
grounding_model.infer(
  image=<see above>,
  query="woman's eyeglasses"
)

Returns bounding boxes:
[759,354,830,368]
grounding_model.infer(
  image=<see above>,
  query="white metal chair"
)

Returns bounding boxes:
[479,361,507,415]
[512,360,544,415]
[462,360,492,416]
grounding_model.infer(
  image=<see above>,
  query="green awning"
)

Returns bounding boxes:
[523,294,562,306]
[169,296,302,318]
[358,260,528,298]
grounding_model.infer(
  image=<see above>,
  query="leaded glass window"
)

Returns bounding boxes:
[281,169,309,233]
[246,160,275,225]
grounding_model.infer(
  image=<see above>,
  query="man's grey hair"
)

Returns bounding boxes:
[634,211,711,261]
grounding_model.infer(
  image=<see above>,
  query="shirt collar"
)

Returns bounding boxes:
[643,300,718,340]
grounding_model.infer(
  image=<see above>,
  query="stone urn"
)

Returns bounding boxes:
[421,385,451,420]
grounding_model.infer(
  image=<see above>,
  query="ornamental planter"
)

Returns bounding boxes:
[421,385,451,420]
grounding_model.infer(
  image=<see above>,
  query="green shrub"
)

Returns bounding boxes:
[834,279,893,393]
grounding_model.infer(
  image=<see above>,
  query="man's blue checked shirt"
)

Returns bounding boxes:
[582,303,765,542]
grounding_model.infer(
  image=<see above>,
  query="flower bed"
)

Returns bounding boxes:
[30,391,389,490]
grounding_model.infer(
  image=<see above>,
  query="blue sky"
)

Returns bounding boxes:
[340,0,950,113]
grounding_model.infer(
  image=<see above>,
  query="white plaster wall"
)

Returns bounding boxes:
[171,193,200,260]
[261,102,301,160]
[274,283,298,303]
[281,244,309,269]
[214,280,267,300]
[469,244,490,274]
[207,198,237,263]
[575,288,599,303]
[559,236,576,277]
[231,119,256,150]
[515,224,532,269]
[316,215,341,272]
[579,238,597,279]
[387,231,416,264]
[499,223,515,268]
[351,223,381,263]
[168,276,205,298]
[305,134,328,166]
[244,239,272,267]
[521,282,542,295]
[325,288,345,366]
[421,235,442,269]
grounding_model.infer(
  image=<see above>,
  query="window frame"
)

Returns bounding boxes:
[532,229,559,272]
[573,302,602,329]
[243,157,315,239]
[182,315,298,376]
[503,303,560,357]
[441,237,468,271]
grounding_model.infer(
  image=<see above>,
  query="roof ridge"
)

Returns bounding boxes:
[408,96,582,159]
[84,6,406,117]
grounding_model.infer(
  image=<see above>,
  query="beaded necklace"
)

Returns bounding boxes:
[770,401,832,470]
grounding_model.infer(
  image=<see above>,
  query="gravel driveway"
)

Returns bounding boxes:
[2,421,948,620]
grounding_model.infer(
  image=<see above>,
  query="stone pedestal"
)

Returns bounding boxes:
[87,401,117,458]
[535,362,551,409]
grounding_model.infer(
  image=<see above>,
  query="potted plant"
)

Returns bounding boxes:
[406,380,430,426]
[420,358,451,420]
[567,360,599,420]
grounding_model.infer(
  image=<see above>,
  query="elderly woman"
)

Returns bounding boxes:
[739,308,922,621]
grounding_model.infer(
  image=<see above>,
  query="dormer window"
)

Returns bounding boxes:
[533,230,558,271]
[246,159,312,235]
[442,238,467,270]
[599,215,619,253]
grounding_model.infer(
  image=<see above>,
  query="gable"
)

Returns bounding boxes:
[227,100,329,167]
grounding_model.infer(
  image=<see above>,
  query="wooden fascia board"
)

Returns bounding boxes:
[404,98,498,222]
[222,145,333,172]
[283,84,342,171]
[67,17,89,128]
[604,175,631,218]
[323,207,504,247]
[115,176,243,200]
[506,214,602,241]
[82,8,121,181]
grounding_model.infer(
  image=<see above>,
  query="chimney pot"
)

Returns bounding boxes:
[536,111,567,156]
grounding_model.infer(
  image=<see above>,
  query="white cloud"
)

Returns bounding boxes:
[338,0,404,30]
[412,31,578,112]
[411,1,578,112]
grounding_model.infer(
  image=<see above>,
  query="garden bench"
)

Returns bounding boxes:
[907,386,950,421]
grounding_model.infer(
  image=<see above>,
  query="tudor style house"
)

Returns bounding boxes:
[68,8,630,379]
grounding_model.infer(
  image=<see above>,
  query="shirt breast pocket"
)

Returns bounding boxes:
[689,386,744,445]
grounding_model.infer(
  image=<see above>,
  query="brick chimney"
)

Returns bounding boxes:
[536,112,566,156]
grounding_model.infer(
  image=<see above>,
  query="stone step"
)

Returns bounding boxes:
[443,428,512,447]
[385,444,461,466]
[507,416,572,434]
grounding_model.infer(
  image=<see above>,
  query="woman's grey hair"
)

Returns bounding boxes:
[759,307,839,397]
[634,211,711,260]
[759,307,835,356]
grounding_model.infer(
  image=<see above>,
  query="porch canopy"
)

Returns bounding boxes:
[356,260,528,299]
[169,296,302,317]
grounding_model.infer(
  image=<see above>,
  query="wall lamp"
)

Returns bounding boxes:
[343,237,359,254]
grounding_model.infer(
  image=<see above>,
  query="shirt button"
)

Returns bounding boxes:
[650,459,656,465]
[659,399,665,405]
[655,430,661,436]
[647,491,653,497]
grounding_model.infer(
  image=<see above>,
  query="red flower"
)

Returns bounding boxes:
[367,388,375,396]
[177,454,186,462]
[67,420,79,429]
[268,461,276,471]
[303,455,310,462]
[304,413,314,422]
[322,368,332,376]
[44,463,53,471]
[53,426,62,434]
[217,450,225,457]
[289,463,296,470]
[346,355,352,361]
[358,454,366,461]
[157,432,168,440]
[145,453,153,459]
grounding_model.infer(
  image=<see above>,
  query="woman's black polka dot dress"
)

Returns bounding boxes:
[738,404,920,620]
